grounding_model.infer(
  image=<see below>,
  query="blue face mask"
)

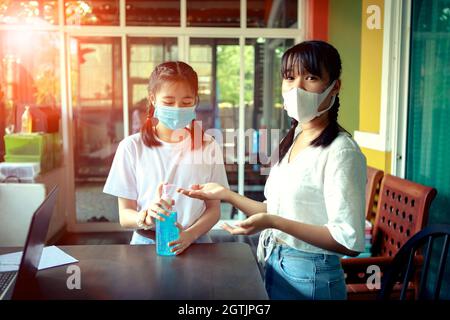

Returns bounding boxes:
[154,105,196,130]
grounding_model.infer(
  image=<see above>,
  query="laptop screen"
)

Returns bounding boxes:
[12,186,58,299]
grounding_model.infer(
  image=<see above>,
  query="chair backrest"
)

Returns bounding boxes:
[372,174,437,258]
[365,166,384,223]
[379,224,450,300]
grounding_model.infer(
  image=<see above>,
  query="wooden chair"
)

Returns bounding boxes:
[343,174,437,300]
[365,167,384,225]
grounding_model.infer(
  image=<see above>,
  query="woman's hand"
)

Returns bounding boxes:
[144,182,174,226]
[221,213,275,235]
[168,223,197,255]
[177,183,229,201]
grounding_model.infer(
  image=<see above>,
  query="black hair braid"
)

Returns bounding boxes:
[310,95,344,148]
[277,118,299,163]
[329,95,340,124]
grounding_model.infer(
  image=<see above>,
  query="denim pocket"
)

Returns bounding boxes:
[275,255,315,299]
[327,277,347,300]
[277,255,315,282]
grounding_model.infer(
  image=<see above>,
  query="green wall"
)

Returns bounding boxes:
[328,0,362,136]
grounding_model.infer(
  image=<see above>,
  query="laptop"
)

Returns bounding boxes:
[0,186,58,300]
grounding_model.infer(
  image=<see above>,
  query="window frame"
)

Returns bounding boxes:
[0,0,305,232]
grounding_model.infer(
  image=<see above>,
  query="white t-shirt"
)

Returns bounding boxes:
[264,129,367,255]
[103,132,229,229]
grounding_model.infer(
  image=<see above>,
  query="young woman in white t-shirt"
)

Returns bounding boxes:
[104,61,229,254]
[178,41,367,299]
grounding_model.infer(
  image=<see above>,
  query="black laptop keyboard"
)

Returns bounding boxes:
[0,272,16,295]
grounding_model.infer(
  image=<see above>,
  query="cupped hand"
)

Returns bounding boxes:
[221,213,274,236]
[177,183,228,201]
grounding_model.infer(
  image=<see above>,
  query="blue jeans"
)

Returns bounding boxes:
[265,244,347,300]
[130,231,213,245]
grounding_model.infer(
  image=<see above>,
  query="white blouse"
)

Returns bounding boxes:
[264,130,367,255]
[103,132,229,229]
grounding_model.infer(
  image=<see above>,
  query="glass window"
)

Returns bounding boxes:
[406,0,450,298]
[189,40,213,117]
[0,30,61,161]
[128,37,178,134]
[188,38,294,220]
[126,0,180,26]
[187,0,240,27]
[189,38,241,219]
[65,0,119,26]
[70,36,123,223]
[0,0,58,25]
[242,38,294,217]
[247,0,297,28]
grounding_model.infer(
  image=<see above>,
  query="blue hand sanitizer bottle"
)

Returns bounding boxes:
[156,184,180,256]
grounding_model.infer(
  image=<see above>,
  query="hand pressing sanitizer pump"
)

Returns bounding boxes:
[156,184,180,256]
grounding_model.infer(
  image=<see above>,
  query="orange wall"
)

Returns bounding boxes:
[307,0,329,41]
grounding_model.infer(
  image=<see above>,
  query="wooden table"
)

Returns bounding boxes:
[1,243,268,300]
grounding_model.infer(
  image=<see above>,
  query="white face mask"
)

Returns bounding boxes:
[282,80,337,124]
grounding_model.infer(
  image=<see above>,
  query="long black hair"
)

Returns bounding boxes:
[278,40,349,163]
[140,61,204,150]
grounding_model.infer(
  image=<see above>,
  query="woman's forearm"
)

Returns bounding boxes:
[271,216,359,256]
[118,198,144,229]
[185,200,220,239]
[118,208,143,229]
[225,190,267,217]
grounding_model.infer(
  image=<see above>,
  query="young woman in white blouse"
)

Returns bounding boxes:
[178,41,367,299]
[104,61,229,254]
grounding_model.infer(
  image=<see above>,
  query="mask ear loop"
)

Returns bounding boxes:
[316,95,336,118]
[188,96,201,147]
[147,100,159,128]
[194,95,200,109]
[316,80,338,117]
[188,95,200,130]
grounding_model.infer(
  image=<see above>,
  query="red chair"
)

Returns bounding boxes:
[343,174,437,300]
[365,167,384,225]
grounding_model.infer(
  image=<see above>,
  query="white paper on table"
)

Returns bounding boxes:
[0,251,21,272]
[0,246,78,272]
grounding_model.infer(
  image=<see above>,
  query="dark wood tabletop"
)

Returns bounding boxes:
[1,243,268,300]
